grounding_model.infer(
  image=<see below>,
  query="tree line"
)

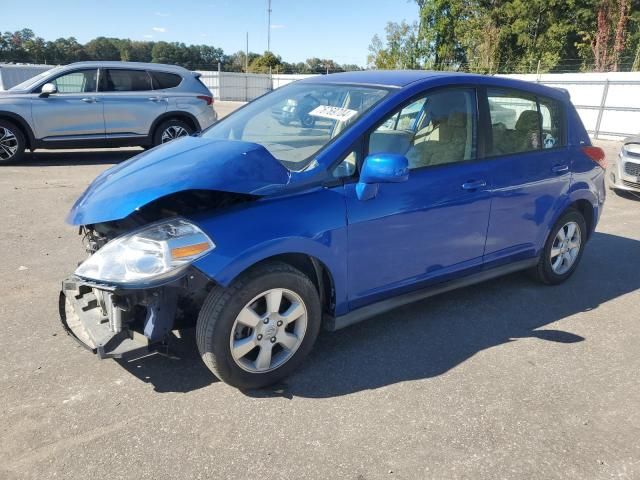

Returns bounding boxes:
[368,0,640,73]
[0,29,362,74]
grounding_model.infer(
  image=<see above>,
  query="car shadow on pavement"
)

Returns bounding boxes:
[114,232,639,396]
[18,148,142,166]
[115,329,219,393]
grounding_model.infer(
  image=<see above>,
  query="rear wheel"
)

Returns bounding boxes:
[153,119,193,146]
[532,208,587,285]
[196,262,321,389]
[0,120,25,163]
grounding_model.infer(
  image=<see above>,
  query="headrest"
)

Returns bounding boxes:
[515,110,541,132]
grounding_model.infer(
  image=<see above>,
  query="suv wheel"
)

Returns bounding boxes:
[0,120,25,163]
[196,262,321,389]
[153,119,193,146]
[532,208,587,285]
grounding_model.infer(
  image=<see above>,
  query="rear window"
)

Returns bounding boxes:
[150,71,182,90]
[101,69,152,92]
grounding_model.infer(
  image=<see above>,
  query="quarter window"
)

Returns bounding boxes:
[538,97,565,149]
[101,69,152,92]
[47,69,98,93]
[487,90,540,155]
[369,88,477,169]
[150,71,182,89]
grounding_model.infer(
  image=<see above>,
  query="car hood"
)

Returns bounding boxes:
[67,137,291,225]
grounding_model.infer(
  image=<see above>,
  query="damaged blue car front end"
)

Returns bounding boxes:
[59,136,302,359]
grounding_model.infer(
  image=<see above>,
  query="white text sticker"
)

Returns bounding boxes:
[309,105,358,122]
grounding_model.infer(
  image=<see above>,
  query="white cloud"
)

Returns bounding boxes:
[143,34,153,39]
[270,24,285,29]
[152,27,166,33]
[155,12,170,17]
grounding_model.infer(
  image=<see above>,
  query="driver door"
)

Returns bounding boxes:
[343,87,492,310]
[31,69,105,142]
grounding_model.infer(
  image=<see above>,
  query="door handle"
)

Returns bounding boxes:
[148,96,163,102]
[552,164,569,173]
[81,97,96,103]
[461,180,487,190]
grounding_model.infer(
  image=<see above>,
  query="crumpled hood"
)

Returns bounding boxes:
[67,137,291,225]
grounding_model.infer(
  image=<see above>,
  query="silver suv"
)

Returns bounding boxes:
[0,61,217,162]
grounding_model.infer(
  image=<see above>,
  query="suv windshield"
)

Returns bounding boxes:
[202,83,388,171]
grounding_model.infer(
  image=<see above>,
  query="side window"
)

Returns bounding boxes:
[369,88,477,169]
[101,69,152,92]
[488,89,540,156]
[150,71,183,90]
[538,97,565,149]
[47,69,97,93]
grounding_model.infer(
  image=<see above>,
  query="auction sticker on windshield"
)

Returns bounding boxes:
[309,105,358,122]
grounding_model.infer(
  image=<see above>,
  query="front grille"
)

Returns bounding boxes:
[624,161,640,177]
[624,145,640,159]
[622,179,640,190]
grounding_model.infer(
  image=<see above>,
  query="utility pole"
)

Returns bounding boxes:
[245,32,249,72]
[267,0,272,52]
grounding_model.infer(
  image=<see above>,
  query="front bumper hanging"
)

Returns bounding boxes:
[59,277,161,360]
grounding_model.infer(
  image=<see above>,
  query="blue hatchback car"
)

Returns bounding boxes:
[60,71,607,388]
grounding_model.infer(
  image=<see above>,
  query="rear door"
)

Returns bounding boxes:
[343,87,493,309]
[482,88,570,266]
[98,68,167,138]
[31,68,104,141]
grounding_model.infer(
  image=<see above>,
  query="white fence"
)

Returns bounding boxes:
[196,71,315,102]
[0,64,51,90]
[503,72,640,140]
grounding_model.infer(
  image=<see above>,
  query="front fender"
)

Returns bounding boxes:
[189,187,349,315]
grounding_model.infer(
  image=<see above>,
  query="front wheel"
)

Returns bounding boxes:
[196,262,321,389]
[532,208,587,285]
[0,120,26,163]
[153,119,193,146]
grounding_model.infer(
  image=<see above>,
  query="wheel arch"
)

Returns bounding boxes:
[0,111,36,149]
[222,252,336,317]
[149,111,202,139]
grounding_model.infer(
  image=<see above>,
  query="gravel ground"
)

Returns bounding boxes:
[0,111,638,479]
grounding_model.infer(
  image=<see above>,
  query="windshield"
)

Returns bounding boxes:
[9,66,61,91]
[202,83,388,171]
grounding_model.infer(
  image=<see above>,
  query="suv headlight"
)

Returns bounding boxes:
[75,218,214,285]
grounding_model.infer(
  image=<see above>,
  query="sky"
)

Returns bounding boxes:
[3,0,420,66]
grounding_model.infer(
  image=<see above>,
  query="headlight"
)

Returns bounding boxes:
[75,218,214,285]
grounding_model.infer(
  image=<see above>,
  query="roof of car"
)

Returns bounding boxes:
[298,70,569,100]
[64,61,191,74]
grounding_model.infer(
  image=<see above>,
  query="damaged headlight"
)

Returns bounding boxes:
[75,218,215,285]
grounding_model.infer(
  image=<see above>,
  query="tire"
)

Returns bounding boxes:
[0,119,26,163]
[196,262,321,389]
[153,119,193,146]
[299,114,316,129]
[531,208,587,285]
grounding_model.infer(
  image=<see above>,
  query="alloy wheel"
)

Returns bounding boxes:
[550,221,581,275]
[0,127,18,160]
[161,125,188,143]
[229,288,308,373]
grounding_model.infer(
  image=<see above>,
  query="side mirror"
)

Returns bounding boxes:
[356,153,409,201]
[39,83,57,97]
